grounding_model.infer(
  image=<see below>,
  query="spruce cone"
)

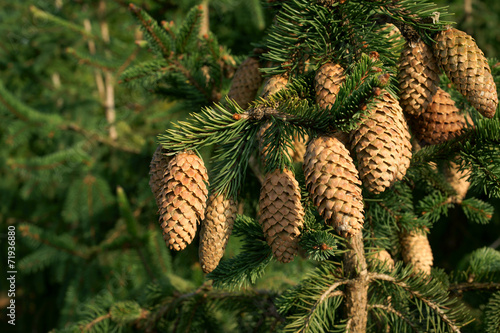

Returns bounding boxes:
[259,168,305,263]
[400,230,433,275]
[303,134,364,237]
[397,39,440,116]
[372,249,395,270]
[227,57,262,109]
[410,87,468,146]
[444,161,470,204]
[315,63,345,109]
[261,74,288,99]
[199,193,238,273]
[292,134,308,163]
[433,28,498,118]
[159,151,209,251]
[351,92,412,194]
[149,145,171,207]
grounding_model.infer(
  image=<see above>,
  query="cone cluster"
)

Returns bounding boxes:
[259,168,305,263]
[227,57,262,109]
[303,134,364,237]
[199,193,238,273]
[400,230,433,275]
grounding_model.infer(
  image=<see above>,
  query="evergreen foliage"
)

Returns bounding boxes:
[1,1,500,332]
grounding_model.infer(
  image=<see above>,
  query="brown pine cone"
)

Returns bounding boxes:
[433,28,498,118]
[397,39,440,116]
[351,92,412,193]
[303,134,364,237]
[259,168,305,263]
[315,63,345,110]
[292,134,309,163]
[372,249,395,270]
[410,87,468,146]
[261,74,288,99]
[400,229,433,275]
[199,193,238,273]
[159,151,209,251]
[149,145,171,207]
[227,57,263,109]
[444,161,470,204]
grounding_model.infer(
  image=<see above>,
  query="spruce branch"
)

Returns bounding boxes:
[368,304,418,332]
[370,272,467,332]
[448,282,500,294]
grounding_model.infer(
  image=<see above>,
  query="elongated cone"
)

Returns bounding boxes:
[372,249,395,270]
[400,230,433,275]
[433,28,498,118]
[351,92,412,193]
[149,145,171,207]
[410,87,468,145]
[315,63,345,109]
[227,57,262,109]
[259,168,305,263]
[397,39,440,116]
[444,161,470,204]
[159,151,209,251]
[199,193,238,273]
[303,134,364,237]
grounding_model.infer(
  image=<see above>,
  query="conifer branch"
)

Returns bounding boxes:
[82,313,112,332]
[368,303,418,332]
[302,283,347,331]
[370,272,463,332]
[449,282,500,293]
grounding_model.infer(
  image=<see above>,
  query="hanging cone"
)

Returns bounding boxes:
[158,151,209,251]
[400,229,433,275]
[372,249,395,270]
[410,87,468,146]
[259,168,305,263]
[351,92,412,194]
[149,145,171,207]
[444,161,470,204]
[433,28,498,118]
[315,63,345,110]
[261,74,288,99]
[303,134,364,237]
[227,57,262,109]
[199,193,238,273]
[397,39,440,116]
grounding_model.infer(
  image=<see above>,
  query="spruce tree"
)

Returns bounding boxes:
[2,1,500,333]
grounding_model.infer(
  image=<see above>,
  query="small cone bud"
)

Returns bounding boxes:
[315,63,345,110]
[199,193,238,273]
[400,230,433,275]
[259,168,305,263]
[227,57,262,109]
[159,151,209,251]
[149,145,171,207]
[397,39,440,116]
[351,92,412,193]
[433,28,498,118]
[410,87,468,146]
[303,134,364,237]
